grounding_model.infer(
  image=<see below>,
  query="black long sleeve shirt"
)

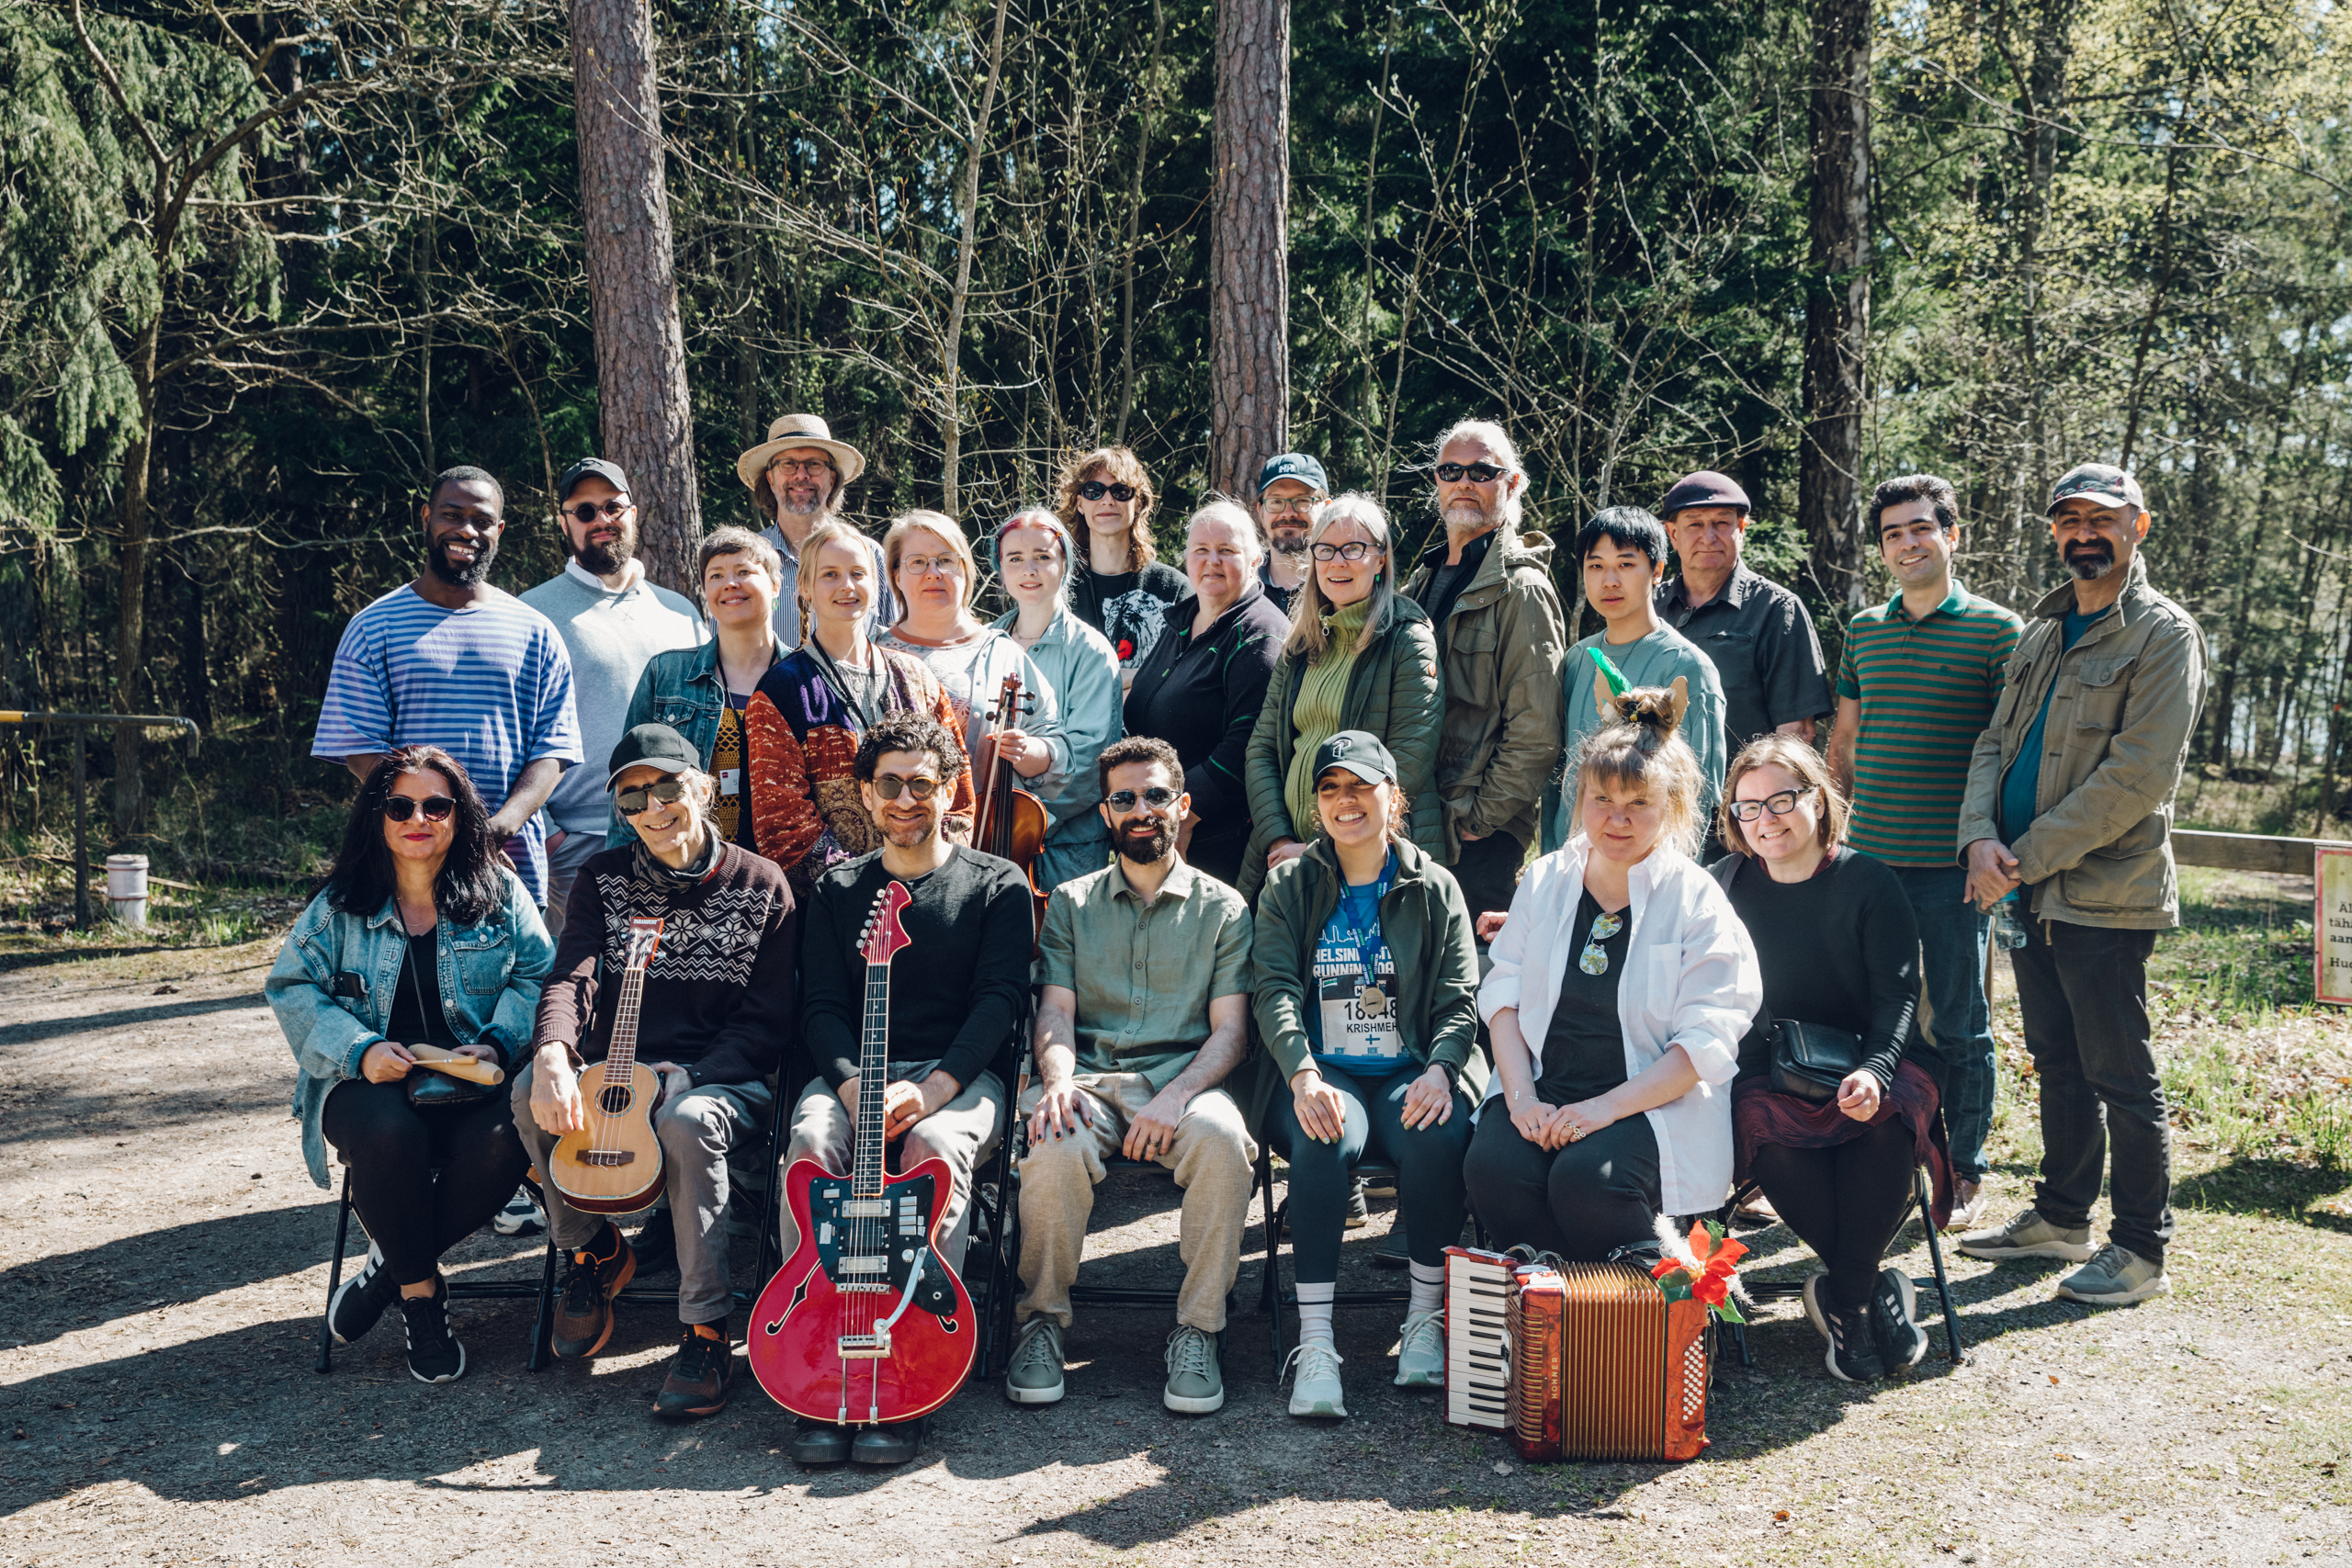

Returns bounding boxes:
[1123,586,1290,849]
[799,845,1033,1093]
[1720,846,1921,1089]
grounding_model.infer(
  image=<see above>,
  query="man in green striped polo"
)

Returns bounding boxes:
[1826,475,2022,1229]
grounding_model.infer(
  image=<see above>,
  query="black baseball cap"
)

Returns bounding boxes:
[1657,470,1751,518]
[1258,453,1330,495]
[1313,730,1397,784]
[557,457,631,502]
[2046,462,2144,515]
[605,723,698,789]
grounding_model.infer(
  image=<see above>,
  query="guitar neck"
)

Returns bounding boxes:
[854,959,890,1196]
[607,968,648,1077]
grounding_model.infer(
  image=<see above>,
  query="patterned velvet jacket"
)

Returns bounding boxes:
[744,644,976,895]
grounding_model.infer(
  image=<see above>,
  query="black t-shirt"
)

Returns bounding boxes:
[1409,530,1494,649]
[1069,558,1189,673]
[386,927,461,1049]
[1535,887,1631,1105]
[1719,847,1921,1089]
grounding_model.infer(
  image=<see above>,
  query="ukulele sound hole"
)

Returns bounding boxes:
[597,1084,634,1115]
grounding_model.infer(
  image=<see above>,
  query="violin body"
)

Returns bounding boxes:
[972,672,1050,928]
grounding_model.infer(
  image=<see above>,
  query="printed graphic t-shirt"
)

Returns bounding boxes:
[1306,850,1405,1072]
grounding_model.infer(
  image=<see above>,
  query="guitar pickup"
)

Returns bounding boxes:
[839,1257,886,1273]
[841,1200,889,1218]
[836,1331,891,1359]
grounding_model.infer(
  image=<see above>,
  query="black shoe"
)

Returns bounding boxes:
[399,1278,467,1385]
[653,1325,732,1419]
[550,1221,635,1359]
[328,1244,398,1345]
[1866,1267,1928,1371]
[1819,1299,1885,1384]
[630,1208,679,1279]
[850,1417,927,1466]
[1371,1230,1410,1269]
[792,1418,852,1465]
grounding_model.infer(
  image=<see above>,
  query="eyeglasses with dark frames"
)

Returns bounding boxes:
[1104,786,1182,813]
[871,774,944,800]
[1434,462,1504,484]
[383,795,457,823]
[563,499,631,524]
[1310,540,1375,562]
[768,457,837,478]
[1726,787,1816,823]
[1076,480,1138,503]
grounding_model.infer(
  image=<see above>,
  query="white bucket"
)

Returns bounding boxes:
[105,853,149,929]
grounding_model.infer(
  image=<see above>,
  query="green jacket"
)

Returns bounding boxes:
[1239,593,1445,902]
[1238,836,1487,1132]
[1401,527,1566,855]
[1957,556,2204,929]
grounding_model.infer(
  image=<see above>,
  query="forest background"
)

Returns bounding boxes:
[3,0,2350,885]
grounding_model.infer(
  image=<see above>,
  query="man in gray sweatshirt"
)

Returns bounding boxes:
[520,458,707,941]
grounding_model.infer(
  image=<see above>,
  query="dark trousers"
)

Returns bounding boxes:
[2010,910,2173,1263]
[1452,832,1526,927]
[322,1077,531,1287]
[1187,826,1248,894]
[1464,1108,1661,1262]
[1750,1120,1917,1310]
[1890,863,1997,1180]
[1268,1064,1473,1283]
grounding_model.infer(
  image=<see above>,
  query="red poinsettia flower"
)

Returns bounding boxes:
[1653,1221,1747,1312]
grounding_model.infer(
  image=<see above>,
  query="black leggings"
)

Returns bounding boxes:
[322,1077,531,1287]
[1750,1120,1917,1311]
[1464,1109,1661,1262]
[1269,1064,1474,1283]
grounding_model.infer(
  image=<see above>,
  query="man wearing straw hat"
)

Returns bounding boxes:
[736,413,896,649]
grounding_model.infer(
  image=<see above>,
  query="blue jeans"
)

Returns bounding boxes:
[1890,863,1996,1179]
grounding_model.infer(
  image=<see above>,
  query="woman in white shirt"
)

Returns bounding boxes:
[1466,685,1762,1259]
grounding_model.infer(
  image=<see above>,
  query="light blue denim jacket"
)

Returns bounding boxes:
[266,869,553,1188]
[607,639,743,849]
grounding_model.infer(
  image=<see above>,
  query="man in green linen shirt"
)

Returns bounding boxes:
[1009,736,1258,1416]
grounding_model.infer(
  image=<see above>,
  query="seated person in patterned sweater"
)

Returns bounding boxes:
[514,723,799,1421]
[780,708,1035,1468]
[1006,737,1257,1416]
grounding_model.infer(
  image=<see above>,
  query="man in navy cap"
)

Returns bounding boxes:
[1254,452,1328,615]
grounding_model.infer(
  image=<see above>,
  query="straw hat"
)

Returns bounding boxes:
[735,413,865,491]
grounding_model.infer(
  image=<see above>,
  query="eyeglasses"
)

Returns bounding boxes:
[616,779,688,816]
[1077,480,1138,503]
[383,795,456,823]
[1105,786,1181,814]
[564,499,630,524]
[768,458,836,478]
[1310,541,1376,562]
[1726,787,1815,823]
[1435,462,1504,484]
[871,774,943,800]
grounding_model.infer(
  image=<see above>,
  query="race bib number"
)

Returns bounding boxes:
[1313,939,1403,1065]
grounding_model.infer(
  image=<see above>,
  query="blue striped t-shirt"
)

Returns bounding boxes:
[312,585,583,906]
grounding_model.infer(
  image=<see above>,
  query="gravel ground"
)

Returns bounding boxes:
[2,938,2348,1567]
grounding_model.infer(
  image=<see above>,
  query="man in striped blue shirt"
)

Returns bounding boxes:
[313,466,584,908]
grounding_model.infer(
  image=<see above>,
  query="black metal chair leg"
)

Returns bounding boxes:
[317,1170,355,1374]
[1918,1168,1965,1364]
[526,1229,559,1372]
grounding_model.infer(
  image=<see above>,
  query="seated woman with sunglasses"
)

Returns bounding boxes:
[1238,493,1444,903]
[1714,736,1951,1383]
[1251,730,1484,1417]
[1465,688,1760,1265]
[266,746,553,1384]
[1055,446,1188,689]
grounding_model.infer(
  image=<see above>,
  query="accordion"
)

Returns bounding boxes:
[1443,1246,1712,1462]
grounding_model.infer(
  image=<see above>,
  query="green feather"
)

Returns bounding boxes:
[1587,646,1631,698]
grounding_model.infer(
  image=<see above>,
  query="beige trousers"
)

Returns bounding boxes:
[776,1064,1004,1272]
[1014,1072,1257,1334]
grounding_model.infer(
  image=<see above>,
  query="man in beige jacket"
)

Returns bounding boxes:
[1953,463,2203,1306]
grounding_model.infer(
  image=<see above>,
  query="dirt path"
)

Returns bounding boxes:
[2,940,2347,1566]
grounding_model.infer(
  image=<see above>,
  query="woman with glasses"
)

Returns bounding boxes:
[1715,736,1949,1383]
[1238,493,1444,903]
[1251,730,1484,1416]
[1055,446,1187,688]
[990,508,1124,889]
[1124,501,1292,888]
[1465,689,1761,1264]
[266,746,553,1384]
[744,520,974,897]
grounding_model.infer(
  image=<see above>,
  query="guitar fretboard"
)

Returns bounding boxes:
[854,958,890,1197]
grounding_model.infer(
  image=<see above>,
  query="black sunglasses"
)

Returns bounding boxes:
[615,779,688,816]
[1077,480,1138,502]
[1105,786,1181,813]
[1726,787,1815,823]
[564,499,630,524]
[383,795,457,823]
[872,775,943,800]
[1434,462,1504,484]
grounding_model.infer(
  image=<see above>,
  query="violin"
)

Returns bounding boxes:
[971,671,1050,932]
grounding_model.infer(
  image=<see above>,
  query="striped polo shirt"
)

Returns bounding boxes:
[313,584,582,905]
[1836,582,2022,866]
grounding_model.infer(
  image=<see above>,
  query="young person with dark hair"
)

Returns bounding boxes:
[266,746,554,1384]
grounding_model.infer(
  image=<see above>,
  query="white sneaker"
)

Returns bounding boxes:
[1283,1339,1347,1417]
[1394,1310,1444,1387]
[1947,1179,1987,1233]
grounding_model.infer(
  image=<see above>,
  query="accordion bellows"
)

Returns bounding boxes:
[1444,1247,1711,1462]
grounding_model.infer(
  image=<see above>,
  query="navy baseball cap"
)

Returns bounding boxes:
[2046,463,2145,515]
[1657,470,1751,517]
[1313,730,1397,784]
[557,457,631,502]
[606,723,698,789]
[1258,453,1330,495]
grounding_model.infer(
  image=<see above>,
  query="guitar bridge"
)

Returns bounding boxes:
[837,1331,891,1359]
[581,1150,637,1168]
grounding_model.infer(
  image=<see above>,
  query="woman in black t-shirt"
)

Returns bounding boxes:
[1055,445,1188,685]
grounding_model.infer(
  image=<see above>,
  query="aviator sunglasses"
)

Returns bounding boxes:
[1434,461,1504,484]
[383,795,457,823]
[1105,785,1181,813]
[1076,479,1138,502]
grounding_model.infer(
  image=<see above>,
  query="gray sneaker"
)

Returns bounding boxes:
[1956,1206,2096,1262]
[1163,1325,1225,1414]
[1004,1317,1066,1404]
[2056,1243,2171,1305]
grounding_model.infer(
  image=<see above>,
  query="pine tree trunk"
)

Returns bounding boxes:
[1207,0,1290,504]
[1800,0,1871,624]
[571,0,700,591]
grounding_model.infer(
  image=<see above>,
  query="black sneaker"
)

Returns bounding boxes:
[399,1278,467,1385]
[653,1325,732,1420]
[1820,1300,1885,1384]
[1867,1267,1928,1371]
[328,1244,397,1345]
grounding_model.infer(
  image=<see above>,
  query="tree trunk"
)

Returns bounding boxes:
[571,0,700,591]
[1207,0,1290,504]
[1799,0,1871,624]
[941,0,1012,514]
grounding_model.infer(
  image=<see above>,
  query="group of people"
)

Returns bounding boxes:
[266,412,2203,1467]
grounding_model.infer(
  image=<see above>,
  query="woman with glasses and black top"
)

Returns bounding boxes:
[1056,446,1188,688]
[1715,735,1951,1383]
[266,746,554,1383]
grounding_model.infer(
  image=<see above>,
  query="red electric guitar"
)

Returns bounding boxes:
[748,881,976,1427]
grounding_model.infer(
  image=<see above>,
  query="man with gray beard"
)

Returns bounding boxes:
[733,412,895,648]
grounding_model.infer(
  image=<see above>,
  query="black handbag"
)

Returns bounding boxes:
[1768,1019,1864,1103]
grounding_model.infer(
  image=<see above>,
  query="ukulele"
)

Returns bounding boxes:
[970,671,1048,933]
[749,881,976,1427]
[548,916,667,1214]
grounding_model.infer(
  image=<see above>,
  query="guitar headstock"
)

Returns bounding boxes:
[856,881,915,967]
[623,916,664,971]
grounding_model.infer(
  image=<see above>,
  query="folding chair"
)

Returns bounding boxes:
[1257,1144,1433,1367]
[1716,1165,1965,1366]
[314,1163,554,1374]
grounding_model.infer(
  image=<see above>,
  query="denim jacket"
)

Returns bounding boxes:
[608,640,729,849]
[266,869,554,1187]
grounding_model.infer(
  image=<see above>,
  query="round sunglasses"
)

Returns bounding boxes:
[871,774,944,800]
[563,499,630,524]
[383,795,456,823]
[1077,479,1138,502]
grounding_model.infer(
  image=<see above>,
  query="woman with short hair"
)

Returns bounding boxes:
[991,508,1125,889]
[266,746,552,1383]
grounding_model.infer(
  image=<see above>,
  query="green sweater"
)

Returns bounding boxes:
[1281,600,1370,842]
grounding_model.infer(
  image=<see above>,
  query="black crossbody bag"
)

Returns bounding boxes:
[1708,854,1865,1103]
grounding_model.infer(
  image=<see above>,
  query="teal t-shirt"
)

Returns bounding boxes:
[1999,605,2108,844]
